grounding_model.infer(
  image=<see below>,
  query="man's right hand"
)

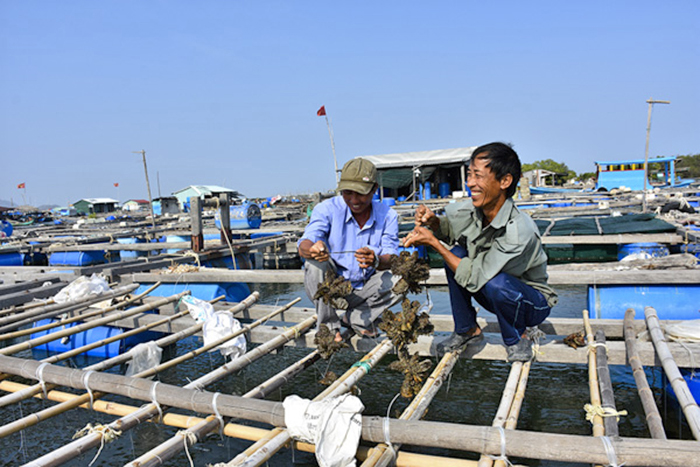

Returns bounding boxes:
[309,240,330,262]
[415,205,439,231]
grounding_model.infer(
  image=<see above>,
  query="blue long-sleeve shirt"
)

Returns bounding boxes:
[299,196,399,288]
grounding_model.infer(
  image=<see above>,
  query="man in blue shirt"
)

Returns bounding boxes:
[298,158,400,342]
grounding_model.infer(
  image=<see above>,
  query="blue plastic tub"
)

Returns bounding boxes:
[618,242,669,261]
[587,284,700,320]
[0,252,23,266]
[135,282,251,303]
[30,318,162,358]
[49,251,106,266]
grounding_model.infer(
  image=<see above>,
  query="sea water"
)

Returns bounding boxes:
[0,285,692,467]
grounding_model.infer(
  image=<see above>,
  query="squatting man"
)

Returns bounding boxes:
[404,142,558,361]
[298,158,400,343]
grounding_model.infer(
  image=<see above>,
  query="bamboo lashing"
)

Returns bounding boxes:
[2,353,700,466]
[21,302,312,467]
[583,310,605,438]
[226,338,394,467]
[0,379,479,467]
[362,346,467,467]
[0,281,162,341]
[623,308,666,439]
[126,348,322,467]
[644,305,700,440]
[0,283,139,334]
[0,293,260,439]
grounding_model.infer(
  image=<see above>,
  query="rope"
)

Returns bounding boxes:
[34,362,49,399]
[150,381,163,422]
[72,423,122,467]
[588,341,609,355]
[81,370,96,410]
[487,426,514,466]
[177,430,198,467]
[584,403,628,423]
[600,435,625,467]
[184,250,201,267]
[211,392,225,438]
[351,361,372,373]
[382,393,401,462]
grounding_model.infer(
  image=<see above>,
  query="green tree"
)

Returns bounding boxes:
[521,159,576,185]
[676,154,700,179]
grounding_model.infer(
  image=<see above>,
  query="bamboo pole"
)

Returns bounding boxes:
[0,291,189,357]
[0,283,139,334]
[227,339,394,467]
[0,281,161,340]
[477,362,523,467]
[623,308,666,439]
[2,354,700,466]
[595,329,620,437]
[584,310,605,438]
[20,302,312,467]
[492,361,533,467]
[363,346,466,467]
[0,295,229,409]
[0,293,262,439]
[126,348,322,467]
[645,305,700,440]
[0,380,478,467]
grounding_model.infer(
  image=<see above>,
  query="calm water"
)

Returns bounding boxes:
[0,284,693,467]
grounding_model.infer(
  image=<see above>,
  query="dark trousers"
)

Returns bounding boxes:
[446,245,551,345]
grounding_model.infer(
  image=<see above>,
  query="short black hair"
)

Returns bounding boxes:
[470,142,521,198]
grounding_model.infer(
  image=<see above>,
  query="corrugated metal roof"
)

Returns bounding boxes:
[360,147,476,169]
[76,198,119,204]
[172,185,239,195]
[595,155,678,165]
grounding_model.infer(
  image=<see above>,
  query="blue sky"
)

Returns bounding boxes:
[1,1,698,206]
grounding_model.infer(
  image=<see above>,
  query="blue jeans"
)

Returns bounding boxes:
[446,245,551,345]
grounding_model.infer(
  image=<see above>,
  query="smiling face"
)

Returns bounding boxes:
[467,154,513,222]
[341,186,376,216]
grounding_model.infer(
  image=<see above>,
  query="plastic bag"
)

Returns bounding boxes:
[182,295,214,323]
[125,342,163,378]
[53,274,110,304]
[203,310,247,359]
[665,321,700,343]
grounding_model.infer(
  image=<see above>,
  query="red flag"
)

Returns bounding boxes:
[316,105,326,116]
[17,183,25,189]
[114,182,119,187]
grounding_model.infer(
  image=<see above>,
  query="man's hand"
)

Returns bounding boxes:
[309,241,330,262]
[355,246,377,269]
[415,205,440,231]
[402,226,438,248]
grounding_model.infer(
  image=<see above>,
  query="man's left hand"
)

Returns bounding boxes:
[402,226,437,248]
[355,246,377,269]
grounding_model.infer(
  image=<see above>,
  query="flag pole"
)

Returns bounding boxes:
[325,115,339,183]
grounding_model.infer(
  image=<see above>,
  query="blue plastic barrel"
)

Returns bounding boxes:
[49,251,106,266]
[617,242,669,261]
[1,220,13,238]
[135,282,251,303]
[397,196,407,202]
[439,183,450,198]
[118,237,148,260]
[381,197,396,206]
[215,203,262,230]
[0,252,23,266]
[587,284,700,320]
[423,182,431,200]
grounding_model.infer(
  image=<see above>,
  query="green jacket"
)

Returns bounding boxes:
[437,198,558,307]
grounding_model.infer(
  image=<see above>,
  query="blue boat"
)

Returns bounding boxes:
[595,155,694,191]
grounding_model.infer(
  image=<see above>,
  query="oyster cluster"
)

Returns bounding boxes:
[314,324,348,360]
[379,298,434,398]
[563,331,586,349]
[390,251,430,295]
[313,270,353,310]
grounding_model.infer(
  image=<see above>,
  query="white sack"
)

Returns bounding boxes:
[284,394,365,467]
[53,274,110,304]
[666,321,700,343]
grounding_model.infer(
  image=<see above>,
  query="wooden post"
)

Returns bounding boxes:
[190,196,204,252]
[220,192,232,245]
[623,308,666,439]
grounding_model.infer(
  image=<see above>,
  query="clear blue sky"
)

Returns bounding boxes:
[1,1,698,207]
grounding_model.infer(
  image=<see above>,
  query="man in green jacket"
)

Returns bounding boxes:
[404,142,557,361]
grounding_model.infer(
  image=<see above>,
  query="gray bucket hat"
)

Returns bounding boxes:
[337,158,377,195]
